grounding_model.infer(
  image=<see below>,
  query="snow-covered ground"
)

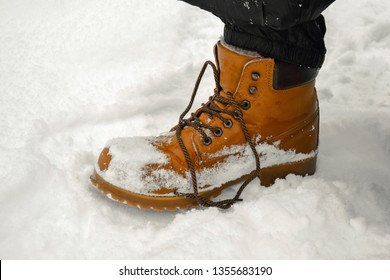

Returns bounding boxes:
[0,0,389,259]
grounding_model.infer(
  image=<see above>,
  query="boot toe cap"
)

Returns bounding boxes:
[94,137,178,195]
[97,147,112,171]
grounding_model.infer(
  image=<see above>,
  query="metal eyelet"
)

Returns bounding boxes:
[249,86,257,95]
[223,119,233,128]
[251,72,260,81]
[241,100,251,110]
[233,110,241,119]
[213,128,223,137]
[202,136,212,146]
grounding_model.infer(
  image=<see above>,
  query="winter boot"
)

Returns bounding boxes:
[90,41,320,210]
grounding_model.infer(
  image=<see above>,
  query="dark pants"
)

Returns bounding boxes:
[181,0,335,68]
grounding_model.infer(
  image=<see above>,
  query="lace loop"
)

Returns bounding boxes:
[175,61,262,209]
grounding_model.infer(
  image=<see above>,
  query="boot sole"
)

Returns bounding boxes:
[90,155,317,211]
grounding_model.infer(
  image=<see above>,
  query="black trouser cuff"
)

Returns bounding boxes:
[224,24,326,69]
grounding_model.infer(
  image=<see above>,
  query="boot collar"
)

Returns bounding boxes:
[214,41,261,94]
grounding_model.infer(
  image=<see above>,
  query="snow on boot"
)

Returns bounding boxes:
[90,41,320,210]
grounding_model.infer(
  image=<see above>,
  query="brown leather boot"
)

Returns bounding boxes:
[90,41,319,210]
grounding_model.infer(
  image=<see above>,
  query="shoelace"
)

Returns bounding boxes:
[174,61,262,209]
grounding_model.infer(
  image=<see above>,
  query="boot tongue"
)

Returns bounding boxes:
[216,42,259,94]
[194,42,260,127]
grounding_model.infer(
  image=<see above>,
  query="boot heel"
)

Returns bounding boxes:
[260,155,317,187]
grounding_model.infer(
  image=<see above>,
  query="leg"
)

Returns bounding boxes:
[91,0,335,210]
[182,0,334,68]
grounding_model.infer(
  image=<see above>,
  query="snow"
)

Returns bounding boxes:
[0,0,390,259]
[99,136,170,194]
[98,134,316,195]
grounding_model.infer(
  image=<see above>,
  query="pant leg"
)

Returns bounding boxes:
[223,15,327,68]
[180,0,335,68]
